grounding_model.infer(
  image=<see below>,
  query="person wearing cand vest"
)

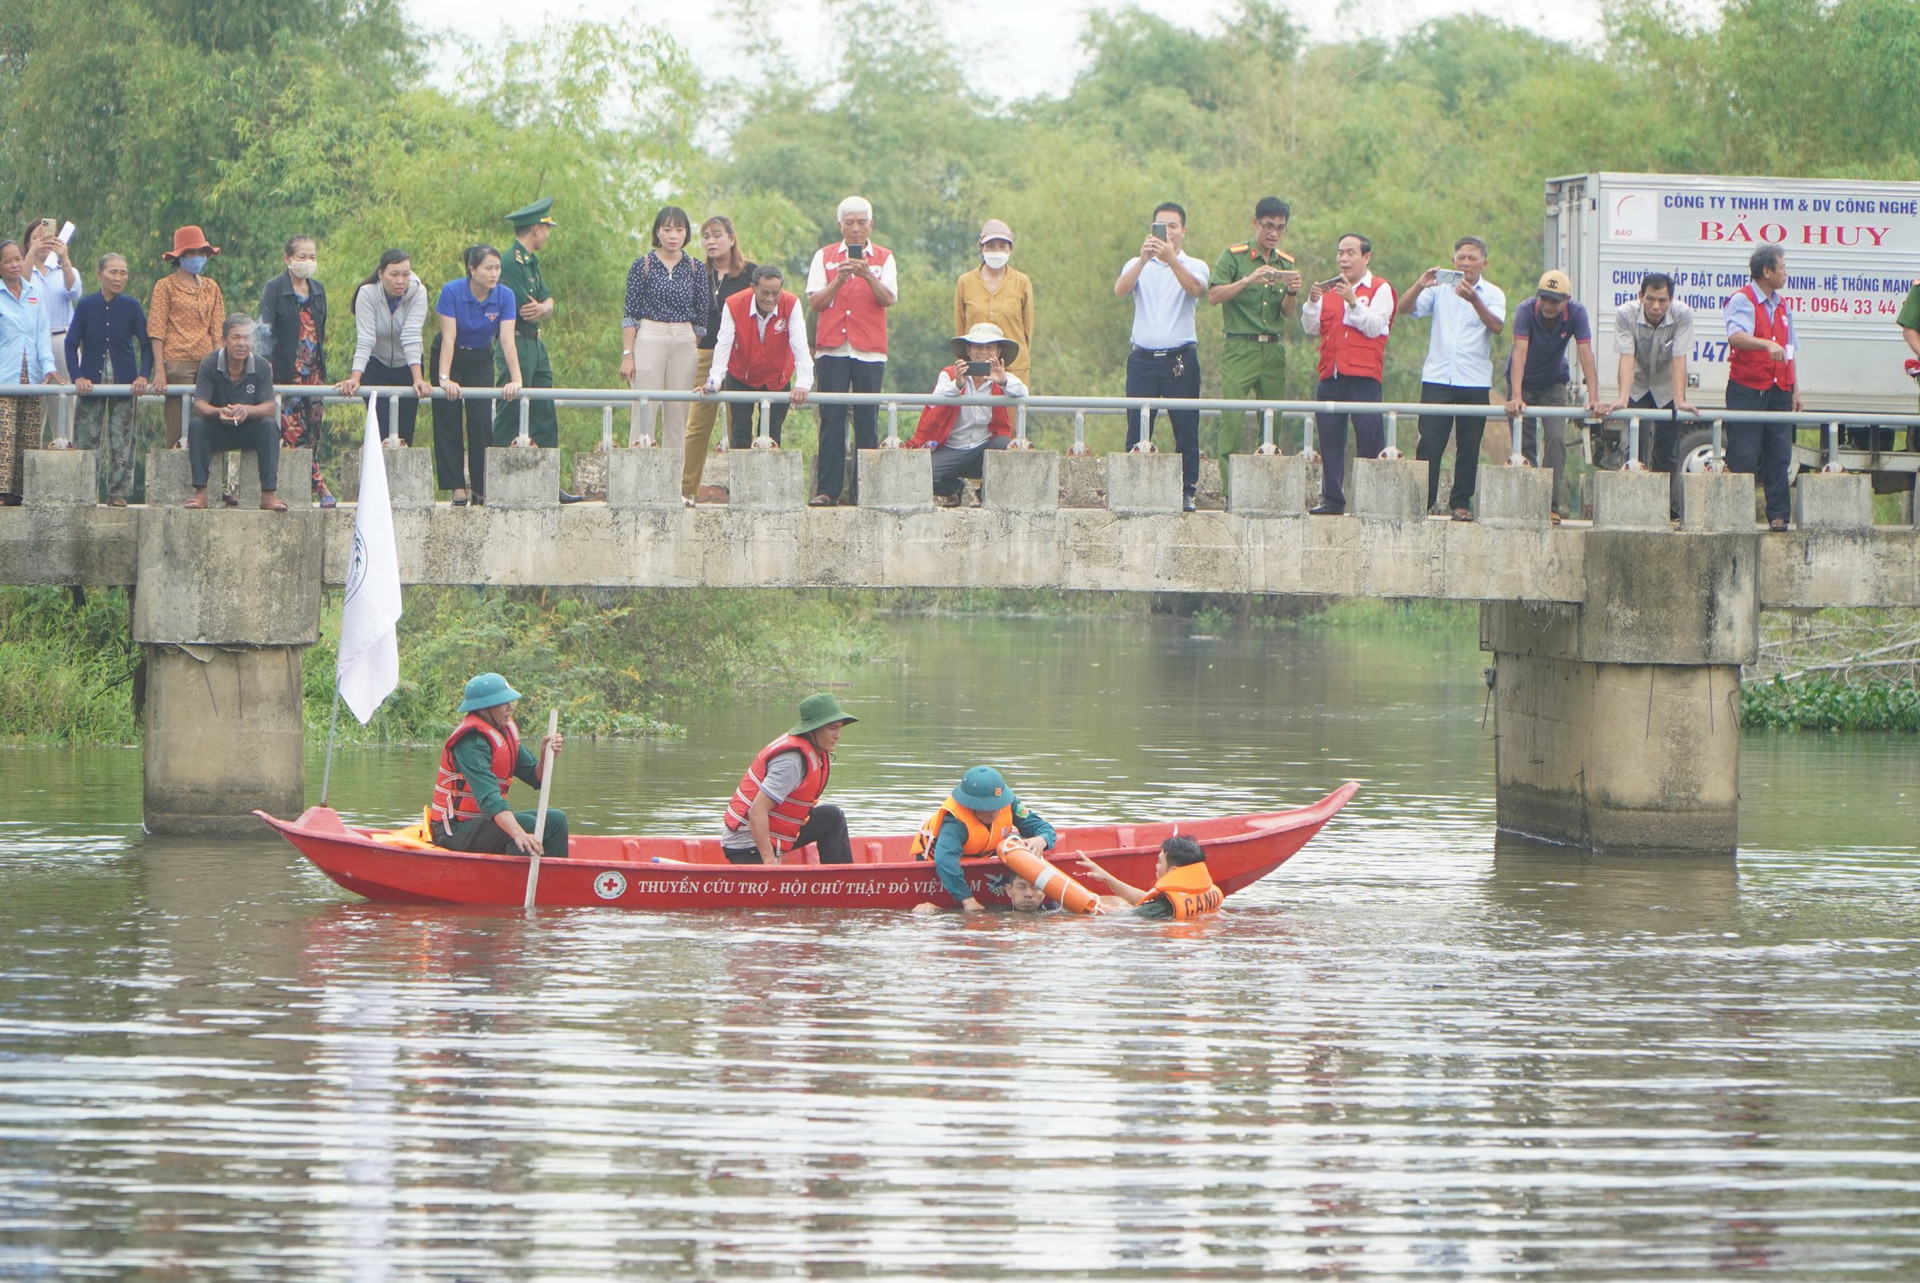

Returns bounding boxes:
[1723,243,1802,532]
[702,264,813,448]
[805,196,896,506]
[722,694,857,865]
[1302,233,1395,515]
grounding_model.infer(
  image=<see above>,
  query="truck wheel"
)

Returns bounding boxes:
[1669,427,1717,516]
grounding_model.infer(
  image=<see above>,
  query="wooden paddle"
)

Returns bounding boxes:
[523,708,559,910]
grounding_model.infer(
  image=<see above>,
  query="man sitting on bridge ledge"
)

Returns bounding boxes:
[184,313,283,511]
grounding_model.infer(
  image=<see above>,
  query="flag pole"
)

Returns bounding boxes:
[320,684,342,806]
[523,707,560,910]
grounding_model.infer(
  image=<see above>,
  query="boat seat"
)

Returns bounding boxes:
[621,839,644,863]
[1115,825,1136,849]
[862,840,885,863]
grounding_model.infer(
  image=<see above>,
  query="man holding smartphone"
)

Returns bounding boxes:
[1302,233,1395,515]
[806,196,897,506]
[1209,197,1301,458]
[1400,236,1506,520]
[1115,201,1210,510]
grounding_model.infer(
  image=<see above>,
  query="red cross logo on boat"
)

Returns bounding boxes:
[593,871,626,900]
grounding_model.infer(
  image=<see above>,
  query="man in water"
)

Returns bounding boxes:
[908,766,1058,912]
[912,872,1050,916]
[1079,835,1222,918]
[430,672,567,858]
[721,693,856,864]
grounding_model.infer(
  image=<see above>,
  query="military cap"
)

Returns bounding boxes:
[505,198,557,229]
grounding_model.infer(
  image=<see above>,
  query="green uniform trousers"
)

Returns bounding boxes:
[493,334,557,447]
[1216,338,1289,458]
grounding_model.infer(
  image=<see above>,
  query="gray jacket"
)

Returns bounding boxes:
[350,276,428,373]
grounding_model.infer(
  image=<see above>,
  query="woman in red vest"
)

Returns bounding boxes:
[905,323,1027,506]
[804,196,896,505]
[721,694,856,864]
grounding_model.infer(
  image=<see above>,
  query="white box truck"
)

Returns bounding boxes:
[1544,172,1920,492]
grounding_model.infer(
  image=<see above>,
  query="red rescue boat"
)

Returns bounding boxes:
[256,782,1357,911]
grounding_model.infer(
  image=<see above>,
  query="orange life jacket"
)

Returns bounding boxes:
[909,796,1015,859]
[724,734,832,854]
[432,713,520,827]
[1142,860,1223,920]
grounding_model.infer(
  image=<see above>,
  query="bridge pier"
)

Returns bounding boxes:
[1482,530,1757,854]
[133,508,322,835]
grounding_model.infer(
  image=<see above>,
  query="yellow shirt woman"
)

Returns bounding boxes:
[953,220,1034,386]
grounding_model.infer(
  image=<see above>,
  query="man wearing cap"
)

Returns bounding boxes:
[431,673,568,859]
[954,219,1033,387]
[908,767,1058,913]
[806,196,896,505]
[147,226,226,449]
[722,694,856,865]
[1209,197,1302,458]
[494,199,577,500]
[1503,269,1599,524]
[905,323,1027,506]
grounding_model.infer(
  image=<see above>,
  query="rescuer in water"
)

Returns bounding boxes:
[1079,835,1223,919]
[721,693,856,864]
[430,672,568,858]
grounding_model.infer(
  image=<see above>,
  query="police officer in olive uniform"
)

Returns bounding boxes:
[1208,196,1302,458]
[494,198,560,450]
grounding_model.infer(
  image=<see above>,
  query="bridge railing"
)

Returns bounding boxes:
[20,383,1920,474]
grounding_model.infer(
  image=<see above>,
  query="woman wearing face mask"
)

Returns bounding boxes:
[260,236,335,506]
[0,238,64,505]
[954,219,1033,386]
[681,215,756,502]
[619,206,705,465]
[147,226,226,449]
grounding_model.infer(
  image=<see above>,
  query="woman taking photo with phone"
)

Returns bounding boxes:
[432,244,522,506]
[953,219,1033,386]
[620,206,704,464]
[682,215,755,501]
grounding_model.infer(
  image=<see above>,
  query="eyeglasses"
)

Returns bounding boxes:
[1256,221,1287,232]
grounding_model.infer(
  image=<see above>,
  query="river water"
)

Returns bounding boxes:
[2,615,1917,1278]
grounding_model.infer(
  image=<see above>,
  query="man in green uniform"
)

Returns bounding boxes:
[494,200,561,441]
[1208,196,1302,458]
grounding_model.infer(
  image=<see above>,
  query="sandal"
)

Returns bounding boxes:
[1768,518,1789,532]
[451,495,469,507]
[1451,507,1475,522]
[809,493,836,507]
[108,496,128,508]
[182,493,209,510]
[259,495,289,512]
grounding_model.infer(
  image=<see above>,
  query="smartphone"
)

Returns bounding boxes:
[846,243,866,260]
[1151,221,1169,241]
[1435,268,1464,287]
[965,359,991,377]
[1318,277,1344,290]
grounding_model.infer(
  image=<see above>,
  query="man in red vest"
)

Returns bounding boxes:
[430,672,567,858]
[805,196,896,506]
[1724,243,1802,531]
[721,693,857,865]
[702,264,813,448]
[1302,233,1395,514]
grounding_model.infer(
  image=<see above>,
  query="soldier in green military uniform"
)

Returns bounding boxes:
[493,198,560,451]
[1208,196,1302,458]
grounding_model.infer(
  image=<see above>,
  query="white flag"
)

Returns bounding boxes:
[337,398,403,724]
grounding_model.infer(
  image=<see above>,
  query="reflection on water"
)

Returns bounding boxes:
[2,617,1917,1277]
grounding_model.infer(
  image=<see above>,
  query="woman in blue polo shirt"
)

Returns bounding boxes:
[432,244,523,505]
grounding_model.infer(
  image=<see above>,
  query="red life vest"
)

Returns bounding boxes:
[1315,275,1392,382]
[1727,283,1796,392]
[724,734,832,854]
[1142,860,1223,920]
[908,797,1016,859]
[906,365,1015,448]
[432,713,520,826]
[725,289,800,389]
[814,242,891,355]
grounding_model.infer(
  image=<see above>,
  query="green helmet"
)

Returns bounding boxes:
[458,672,521,714]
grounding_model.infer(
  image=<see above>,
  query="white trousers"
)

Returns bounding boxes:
[629,319,698,448]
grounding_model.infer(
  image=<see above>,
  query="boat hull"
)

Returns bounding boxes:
[256,782,1358,911]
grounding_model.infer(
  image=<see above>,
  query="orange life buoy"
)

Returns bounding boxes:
[998,836,1099,914]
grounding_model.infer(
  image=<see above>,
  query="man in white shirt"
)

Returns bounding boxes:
[1399,236,1506,520]
[1115,201,1210,511]
[1301,233,1395,515]
[703,265,813,448]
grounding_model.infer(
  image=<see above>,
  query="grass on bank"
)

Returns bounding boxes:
[0,587,140,743]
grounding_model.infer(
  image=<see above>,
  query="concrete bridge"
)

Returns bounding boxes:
[4,424,1915,852]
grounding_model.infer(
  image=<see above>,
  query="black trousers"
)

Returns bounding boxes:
[724,803,852,865]
[1313,374,1384,508]
[1415,382,1492,511]
[931,434,1010,496]
[434,808,570,859]
[1124,344,1202,494]
[430,341,493,493]
[723,373,791,448]
[813,356,883,501]
[188,415,279,490]
[361,355,421,445]
[1724,381,1795,521]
